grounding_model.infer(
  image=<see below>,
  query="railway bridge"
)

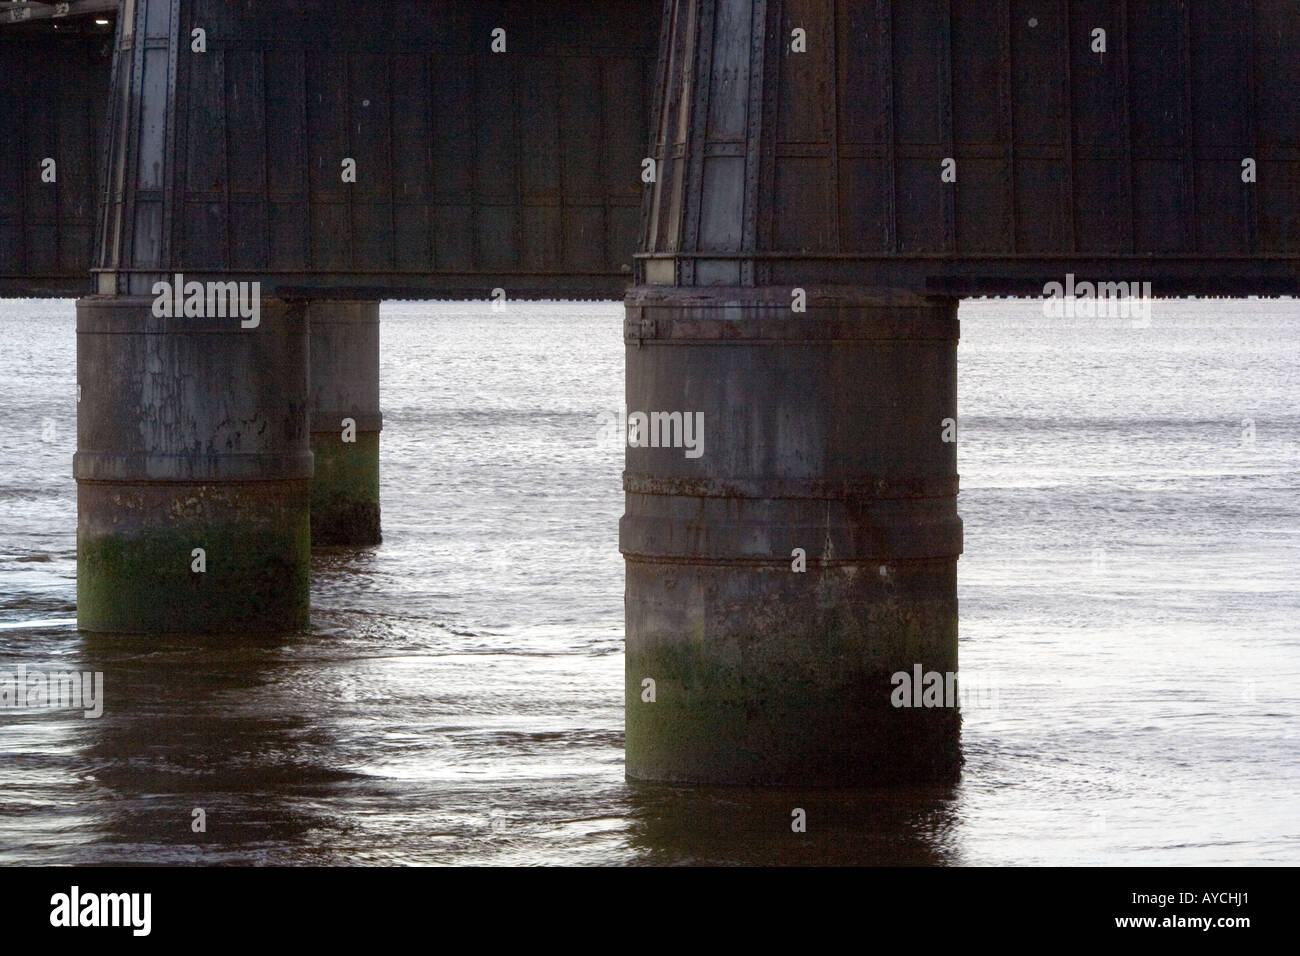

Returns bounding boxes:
[2,0,1297,784]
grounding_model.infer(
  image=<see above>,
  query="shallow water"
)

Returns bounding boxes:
[1,297,1297,865]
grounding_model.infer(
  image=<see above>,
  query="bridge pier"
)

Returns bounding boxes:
[623,0,968,784]
[73,0,318,633]
[622,288,962,784]
[75,296,312,633]
[308,301,382,547]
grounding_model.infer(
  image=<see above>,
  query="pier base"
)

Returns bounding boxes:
[621,287,964,785]
[75,296,312,634]
[308,301,381,546]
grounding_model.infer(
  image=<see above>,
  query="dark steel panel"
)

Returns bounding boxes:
[264,48,310,270]
[603,56,646,274]
[0,32,108,296]
[3,0,1298,298]
[956,160,1011,253]
[892,0,945,252]
[1073,158,1130,252]
[698,0,753,265]
[431,51,475,273]
[896,157,945,253]
[1011,5,1068,253]
[26,52,58,274]
[951,0,1006,253]
[950,0,1001,144]
[1000,0,1018,250]
[306,48,351,272]
[1254,0,1300,147]
[1255,0,1300,251]
[1259,159,1300,252]
[56,85,96,271]
[560,57,605,271]
[0,45,26,275]
[520,55,562,270]
[938,0,954,252]
[892,0,942,144]
[349,52,396,270]
[1070,0,1126,254]
[390,52,432,272]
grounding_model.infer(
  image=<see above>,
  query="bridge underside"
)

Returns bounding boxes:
[3,0,660,299]
[3,0,1298,300]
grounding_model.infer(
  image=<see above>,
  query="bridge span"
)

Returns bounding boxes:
[1,0,1297,784]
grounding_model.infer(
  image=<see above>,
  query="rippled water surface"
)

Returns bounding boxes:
[1,297,1297,865]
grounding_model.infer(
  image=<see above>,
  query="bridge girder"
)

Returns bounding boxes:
[1,1,1298,299]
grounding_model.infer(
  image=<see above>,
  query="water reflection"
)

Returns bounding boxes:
[75,631,359,864]
[56,626,967,865]
[623,781,962,866]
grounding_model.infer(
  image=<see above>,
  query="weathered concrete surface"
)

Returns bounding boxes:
[622,287,962,784]
[308,301,381,546]
[75,296,312,633]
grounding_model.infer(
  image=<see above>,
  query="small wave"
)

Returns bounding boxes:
[0,617,78,631]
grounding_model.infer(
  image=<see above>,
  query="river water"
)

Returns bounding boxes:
[1,296,1297,865]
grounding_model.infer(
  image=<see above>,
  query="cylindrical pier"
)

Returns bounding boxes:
[308,301,382,546]
[621,287,963,785]
[75,296,312,634]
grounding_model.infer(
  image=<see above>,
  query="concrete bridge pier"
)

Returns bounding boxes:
[75,296,312,634]
[623,0,965,784]
[622,288,963,785]
[308,302,382,547]
[75,0,312,633]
